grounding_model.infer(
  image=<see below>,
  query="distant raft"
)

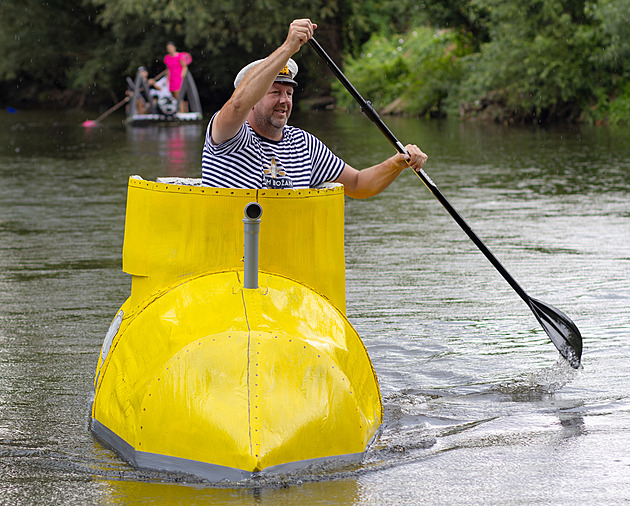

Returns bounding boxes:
[126,69,203,126]
[90,177,383,481]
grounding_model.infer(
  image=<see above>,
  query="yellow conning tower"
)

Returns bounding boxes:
[91,177,383,481]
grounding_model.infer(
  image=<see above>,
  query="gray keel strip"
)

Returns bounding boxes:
[90,418,370,482]
[90,419,252,482]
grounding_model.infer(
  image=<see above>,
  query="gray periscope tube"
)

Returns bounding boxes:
[243,202,263,289]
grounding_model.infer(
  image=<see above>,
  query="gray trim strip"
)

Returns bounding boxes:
[90,418,367,482]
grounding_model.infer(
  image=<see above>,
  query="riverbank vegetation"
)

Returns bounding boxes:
[1,0,629,124]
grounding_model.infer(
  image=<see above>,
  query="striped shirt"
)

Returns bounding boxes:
[201,114,346,189]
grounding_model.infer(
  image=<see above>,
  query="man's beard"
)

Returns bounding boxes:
[250,105,291,135]
[269,110,289,129]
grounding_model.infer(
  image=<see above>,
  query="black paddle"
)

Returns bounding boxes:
[308,37,583,369]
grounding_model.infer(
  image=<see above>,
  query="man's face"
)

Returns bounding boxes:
[252,82,294,130]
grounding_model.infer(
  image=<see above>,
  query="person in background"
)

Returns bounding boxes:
[137,66,161,114]
[202,18,428,197]
[126,66,162,114]
[164,42,190,112]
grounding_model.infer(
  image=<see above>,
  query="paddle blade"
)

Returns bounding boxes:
[529,298,582,369]
[82,120,98,128]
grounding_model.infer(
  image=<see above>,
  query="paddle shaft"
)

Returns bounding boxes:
[91,70,168,123]
[308,37,531,305]
[92,95,130,123]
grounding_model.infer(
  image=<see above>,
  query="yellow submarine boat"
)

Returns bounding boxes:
[91,176,383,481]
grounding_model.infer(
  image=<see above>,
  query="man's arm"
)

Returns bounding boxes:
[335,144,428,199]
[211,19,317,145]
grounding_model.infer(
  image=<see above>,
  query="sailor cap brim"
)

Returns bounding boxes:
[234,58,298,88]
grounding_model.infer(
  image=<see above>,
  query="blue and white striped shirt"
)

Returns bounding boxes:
[201,114,346,189]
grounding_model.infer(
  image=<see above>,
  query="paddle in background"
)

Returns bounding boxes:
[308,37,583,369]
[82,95,130,128]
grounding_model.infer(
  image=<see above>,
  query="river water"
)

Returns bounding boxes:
[1,109,628,504]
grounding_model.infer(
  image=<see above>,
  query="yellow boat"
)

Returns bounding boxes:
[91,176,383,481]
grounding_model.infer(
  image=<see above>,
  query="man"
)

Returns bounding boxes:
[202,19,428,198]
[136,67,162,114]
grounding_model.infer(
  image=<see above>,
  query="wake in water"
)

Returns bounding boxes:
[40,359,581,489]
[494,357,580,401]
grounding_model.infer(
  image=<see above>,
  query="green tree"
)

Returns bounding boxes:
[0,0,348,107]
[334,28,471,117]
[582,0,630,123]
[415,0,490,45]
[3,0,630,123]
[80,0,346,107]
[0,0,108,105]
[448,0,604,122]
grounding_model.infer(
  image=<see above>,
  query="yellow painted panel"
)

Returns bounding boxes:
[92,271,248,446]
[243,278,382,468]
[93,270,382,472]
[122,178,346,312]
[138,331,256,471]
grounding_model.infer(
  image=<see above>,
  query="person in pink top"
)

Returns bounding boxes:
[164,41,191,111]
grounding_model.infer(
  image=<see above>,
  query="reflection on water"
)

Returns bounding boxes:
[101,475,362,504]
[126,124,204,177]
[0,110,629,503]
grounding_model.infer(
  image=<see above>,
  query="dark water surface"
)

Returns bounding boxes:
[1,109,628,504]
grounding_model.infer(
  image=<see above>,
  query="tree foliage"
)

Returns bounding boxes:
[0,0,108,104]
[1,0,630,123]
[334,28,471,117]
[449,0,603,122]
[0,0,347,107]
[338,0,630,123]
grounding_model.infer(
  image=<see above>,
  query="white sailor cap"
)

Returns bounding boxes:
[234,58,298,88]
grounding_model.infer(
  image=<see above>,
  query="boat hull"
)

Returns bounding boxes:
[92,270,382,480]
[126,111,203,126]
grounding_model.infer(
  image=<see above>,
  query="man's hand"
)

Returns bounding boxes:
[284,19,317,55]
[394,144,428,172]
